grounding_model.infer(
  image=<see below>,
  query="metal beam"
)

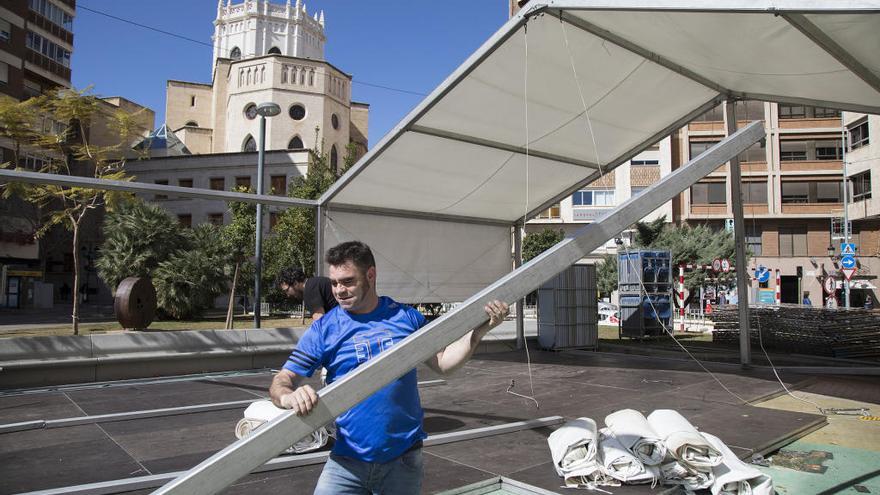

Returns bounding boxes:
[548,1,880,15]
[732,90,880,116]
[153,121,765,495]
[409,125,600,169]
[551,8,731,96]
[0,169,317,208]
[328,203,513,227]
[23,416,563,495]
[725,101,752,367]
[781,13,880,96]
[527,93,726,220]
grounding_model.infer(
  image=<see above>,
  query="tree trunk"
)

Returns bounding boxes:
[71,223,80,336]
[225,262,240,330]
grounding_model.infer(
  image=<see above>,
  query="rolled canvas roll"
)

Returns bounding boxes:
[703,433,773,495]
[598,428,659,484]
[605,409,667,465]
[547,417,601,483]
[236,400,329,454]
[647,409,722,471]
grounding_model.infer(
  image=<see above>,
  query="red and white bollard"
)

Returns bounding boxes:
[679,264,685,332]
[775,269,781,305]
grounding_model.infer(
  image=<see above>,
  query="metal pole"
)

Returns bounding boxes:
[315,205,324,277]
[514,223,525,349]
[254,115,267,328]
[725,100,751,366]
[151,122,764,495]
[842,125,851,309]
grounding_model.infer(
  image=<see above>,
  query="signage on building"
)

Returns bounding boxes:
[824,276,837,295]
[7,270,43,277]
[757,288,776,304]
[572,208,610,222]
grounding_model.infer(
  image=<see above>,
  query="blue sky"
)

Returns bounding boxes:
[72,1,508,144]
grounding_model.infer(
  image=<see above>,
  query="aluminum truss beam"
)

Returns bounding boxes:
[22,416,563,495]
[0,169,318,209]
[153,121,764,495]
[409,125,600,169]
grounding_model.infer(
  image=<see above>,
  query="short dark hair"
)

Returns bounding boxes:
[325,241,376,273]
[277,267,307,286]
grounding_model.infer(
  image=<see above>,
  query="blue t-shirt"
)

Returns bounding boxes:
[283,296,428,463]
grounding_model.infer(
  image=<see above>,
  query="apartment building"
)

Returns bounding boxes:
[676,101,879,307]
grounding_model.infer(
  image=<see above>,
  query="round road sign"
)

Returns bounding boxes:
[824,276,837,295]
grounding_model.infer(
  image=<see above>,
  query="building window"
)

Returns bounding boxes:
[690,182,726,205]
[270,175,287,195]
[244,103,257,120]
[289,104,306,121]
[781,181,842,204]
[330,145,338,172]
[28,0,74,31]
[268,46,281,55]
[190,96,196,107]
[331,114,339,130]
[850,120,870,151]
[235,176,251,189]
[572,189,615,207]
[689,140,719,160]
[779,104,806,119]
[630,187,646,197]
[743,181,767,204]
[733,100,765,121]
[779,225,807,257]
[178,178,193,188]
[230,46,241,60]
[693,104,723,122]
[536,203,561,219]
[25,32,72,67]
[780,141,807,161]
[739,140,766,163]
[852,171,872,202]
[745,225,762,256]
[154,179,168,200]
[630,159,659,166]
[178,214,192,228]
[209,177,225,191]
[0,19,10,42]
[208,213,224,226]
[288,136,304,150]
[243,135,256,152]
[0,62,8,85]
[815,139,843,160]
[814,107,841,118]
[780,139,842,161]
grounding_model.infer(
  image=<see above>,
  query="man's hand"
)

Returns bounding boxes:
[279,385,318,416]
[484,300,509,330]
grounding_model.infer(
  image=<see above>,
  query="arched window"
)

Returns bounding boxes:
[243,135,257,152]
[230,46,241,60]
[184,121,198,127]
[330,145,338,172]
[268,46,281,55]
[288,136,304,150]
[244,103,257,120]
[331,114,339,130]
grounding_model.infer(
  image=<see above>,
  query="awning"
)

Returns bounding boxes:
[318,1,880,302]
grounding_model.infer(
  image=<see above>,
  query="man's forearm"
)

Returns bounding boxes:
[269,371,299,407]
[434,324,490,375]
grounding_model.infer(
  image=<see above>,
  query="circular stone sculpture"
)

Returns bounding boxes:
[115,277,157,330]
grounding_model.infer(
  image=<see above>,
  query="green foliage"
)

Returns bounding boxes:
[633,216,667,247]
[649,223,737,292]
[96,201,188,292]
[153,224,229,320]
[596,253,618,296]
[523,228,565,262]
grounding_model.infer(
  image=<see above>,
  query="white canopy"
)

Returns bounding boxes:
[320,1,880,302]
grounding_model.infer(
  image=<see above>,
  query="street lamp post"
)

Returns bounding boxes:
[254,102,281,328]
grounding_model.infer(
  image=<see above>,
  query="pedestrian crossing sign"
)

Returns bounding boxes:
[841,243,856,255]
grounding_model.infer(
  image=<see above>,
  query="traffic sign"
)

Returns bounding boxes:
[842,267,857,281]
[840,255,857,269]
[841,243,856,255]
[712,259,722,272]
[721,259,731,273]
[824,276,837,295]
[755,266,770,283]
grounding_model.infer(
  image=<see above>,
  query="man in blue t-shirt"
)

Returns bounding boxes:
[269,241,508,494]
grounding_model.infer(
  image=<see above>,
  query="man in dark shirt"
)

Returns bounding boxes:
[278,267,337,320]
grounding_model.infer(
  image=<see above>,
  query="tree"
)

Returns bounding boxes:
[96,201,187,292]
[523,228,565,262]
[0,88,146,334]
[221,189,256,328]
[633,216,666,247]
[596,253,618,297]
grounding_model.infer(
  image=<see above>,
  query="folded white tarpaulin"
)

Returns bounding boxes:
[604,408,667,465]
[235,401,329,455]
[547,417,602,485]
[598,427,660,484]
[703,432,774,495]
[661,458,716,491]
[319,1,880,301]
[648,409,723,471]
